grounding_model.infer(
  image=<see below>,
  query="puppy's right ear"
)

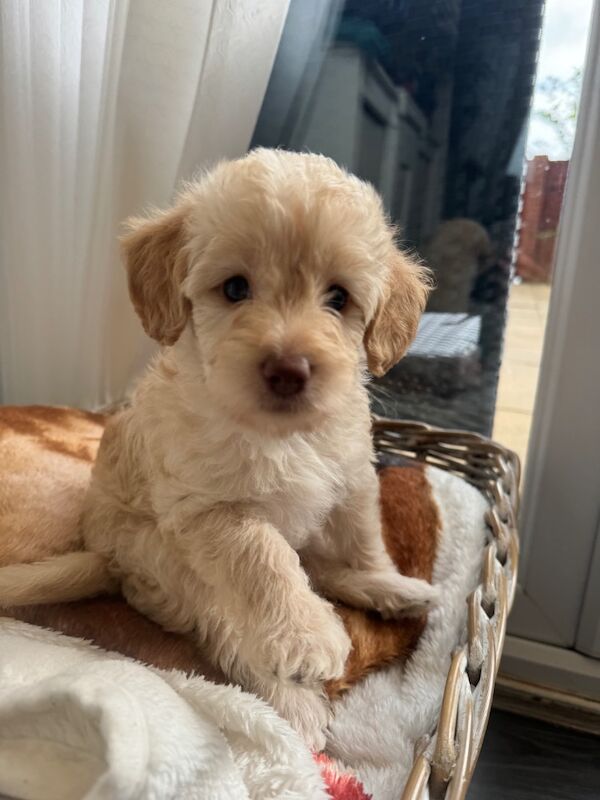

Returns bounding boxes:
[120,201,192,346]
[364,249,431,377]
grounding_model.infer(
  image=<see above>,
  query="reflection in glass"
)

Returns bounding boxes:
[252,0,559,436]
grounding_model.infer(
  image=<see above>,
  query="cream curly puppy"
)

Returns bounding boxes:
[7,150,437,748]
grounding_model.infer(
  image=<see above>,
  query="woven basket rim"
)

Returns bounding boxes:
[371,416,520,800]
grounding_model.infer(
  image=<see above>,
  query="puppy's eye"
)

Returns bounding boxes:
[325,285,349,313]
[223,275,251,303]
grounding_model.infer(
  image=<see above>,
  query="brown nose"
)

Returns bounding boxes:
[262,354,311,397]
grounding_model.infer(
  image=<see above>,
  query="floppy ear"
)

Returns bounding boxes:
[120,202,192,346]
[364,249,431,377]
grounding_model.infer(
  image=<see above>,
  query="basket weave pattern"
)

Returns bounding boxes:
[372,418,520,800]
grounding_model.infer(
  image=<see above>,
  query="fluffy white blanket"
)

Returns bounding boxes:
[0,618,328,800]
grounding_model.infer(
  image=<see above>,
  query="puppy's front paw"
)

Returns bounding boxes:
[257,600,352,686]
[268,684,330,752]
[364,572,440,619]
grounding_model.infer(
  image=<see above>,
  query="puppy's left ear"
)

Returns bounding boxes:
[120,200,192,346]
[364,249,431,377]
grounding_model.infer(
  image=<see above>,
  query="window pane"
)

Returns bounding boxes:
[493,0,592,465]
[251,0,592,457]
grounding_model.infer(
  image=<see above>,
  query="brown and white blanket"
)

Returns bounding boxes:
[0,406,487,799]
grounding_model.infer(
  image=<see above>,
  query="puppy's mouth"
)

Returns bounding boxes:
[260,392,312,415]
[254,390,326,436]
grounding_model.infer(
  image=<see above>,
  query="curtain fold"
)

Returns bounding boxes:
[0,0,289,407]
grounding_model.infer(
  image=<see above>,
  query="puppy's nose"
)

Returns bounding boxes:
[262,354,311,397]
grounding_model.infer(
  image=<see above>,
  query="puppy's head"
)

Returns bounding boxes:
[122,149,430,434]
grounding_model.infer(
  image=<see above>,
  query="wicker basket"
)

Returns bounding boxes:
[372,418,520,800]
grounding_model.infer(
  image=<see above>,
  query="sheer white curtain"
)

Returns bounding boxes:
[0,0,289,407]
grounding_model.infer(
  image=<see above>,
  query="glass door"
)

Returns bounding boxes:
[253,0,547,436]
[503,0,600,700]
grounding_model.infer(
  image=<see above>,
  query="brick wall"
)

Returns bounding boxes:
[516,155,569,282]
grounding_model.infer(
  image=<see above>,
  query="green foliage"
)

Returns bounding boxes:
[534,68,582,153]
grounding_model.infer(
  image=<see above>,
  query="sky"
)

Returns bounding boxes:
[526,0,595,159]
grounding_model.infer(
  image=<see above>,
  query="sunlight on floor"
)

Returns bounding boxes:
[493,282,551,465]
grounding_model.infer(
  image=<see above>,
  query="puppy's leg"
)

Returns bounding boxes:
[175,506,352,686]
[304,473,439,618]
[234,666,331,752]
[213,621,332,751]
[121,567,331,750]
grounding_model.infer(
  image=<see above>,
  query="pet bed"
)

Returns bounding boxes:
[0,407,519,799]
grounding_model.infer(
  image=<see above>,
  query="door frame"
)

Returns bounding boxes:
[502,0,600,699]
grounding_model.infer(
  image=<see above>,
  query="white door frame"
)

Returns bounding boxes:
[576,516,600,658]
[502,0,600,699]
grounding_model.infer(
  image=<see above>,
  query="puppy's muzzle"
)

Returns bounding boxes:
[262,354,311,398]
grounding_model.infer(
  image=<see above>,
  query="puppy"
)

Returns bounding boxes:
[6,150,436,748]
